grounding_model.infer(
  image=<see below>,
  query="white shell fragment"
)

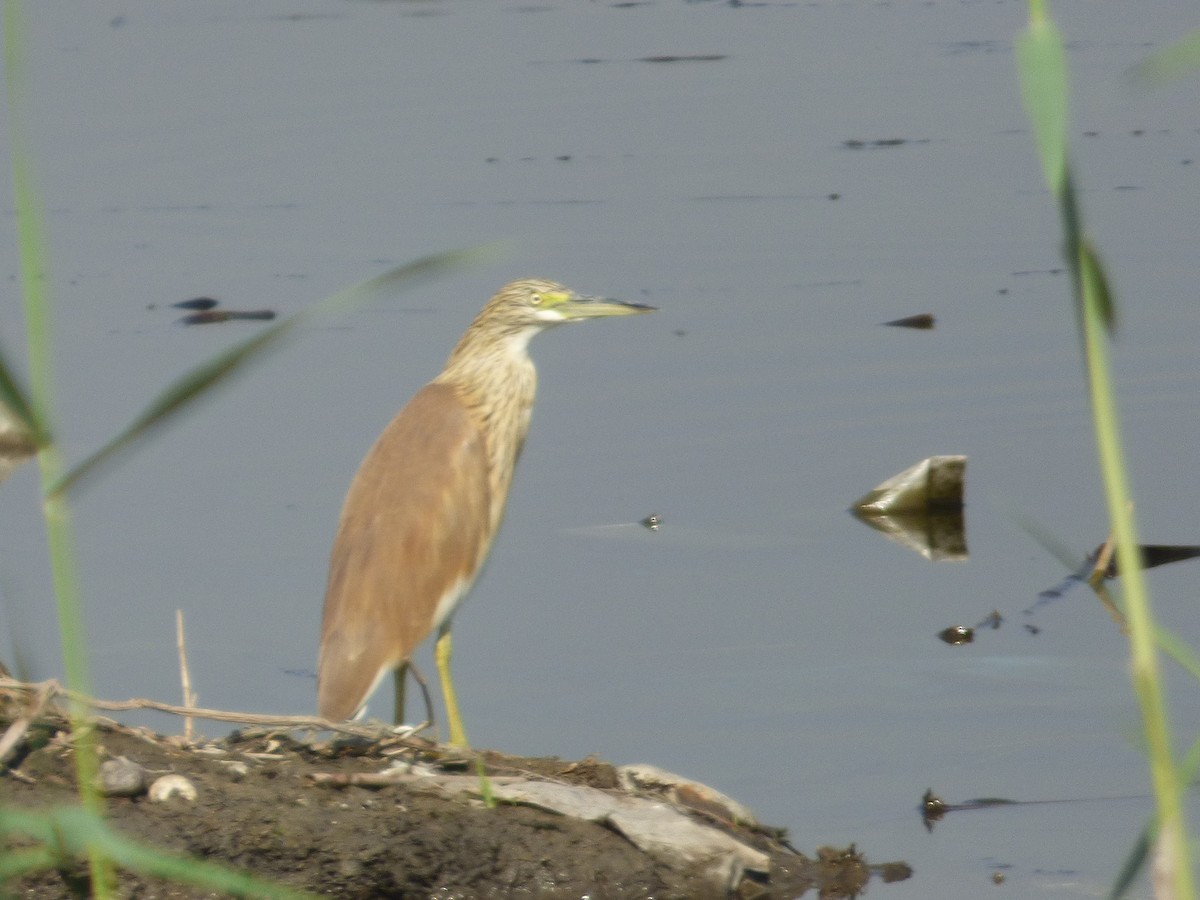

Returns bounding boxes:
[149,774,199,802]
[219,760,250,781]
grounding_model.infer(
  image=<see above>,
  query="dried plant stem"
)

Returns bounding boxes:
[175,610,196,743]
[0,676,428,741]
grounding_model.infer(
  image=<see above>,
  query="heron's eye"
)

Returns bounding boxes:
[530,293,542,306]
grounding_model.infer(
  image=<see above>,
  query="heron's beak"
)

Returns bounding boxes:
[549,292,657,320]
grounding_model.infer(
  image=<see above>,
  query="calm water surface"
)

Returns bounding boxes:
[2,1,1200,896]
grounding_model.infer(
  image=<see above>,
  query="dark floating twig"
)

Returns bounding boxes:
[638,54,727,63]
[843,138,926,149]
[1089,543,1200,580]
[882,313,936,330]
[1028,541,1200,623]
[169,296,277,324]
[172,297,220,311]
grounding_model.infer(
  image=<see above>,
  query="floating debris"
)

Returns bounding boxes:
[1089,542,1200,579]
[881,313,936,330]
[937,625,974,646]
[0,414,37,486]
[573,54,728,65]
[179,309,277,325]
[640,513,662,532]
[850,457,967,562]
[937,611,1002,647]
[921,789,947,829]
[638,54,727,63]
[852,509,967,562]
[920,787,1020,831]
[1027,540,1200,628]
[165,296,277,325]
[853,455,966,514]
[172,297,220,311]
[843,138,924,149]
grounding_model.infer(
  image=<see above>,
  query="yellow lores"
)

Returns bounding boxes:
[318,279,654,746]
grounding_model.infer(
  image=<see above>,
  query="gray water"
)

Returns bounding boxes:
[2,1,1200,896]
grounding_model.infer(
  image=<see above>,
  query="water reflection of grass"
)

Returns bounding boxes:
[1017,3,1198,897]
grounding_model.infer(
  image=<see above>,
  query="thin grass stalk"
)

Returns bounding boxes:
[1080,262,1191,898]
[3,1,113,894]
[1018,3,1193,895]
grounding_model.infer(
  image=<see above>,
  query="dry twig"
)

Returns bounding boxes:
[176,609,197,743]
[0,676,427,742]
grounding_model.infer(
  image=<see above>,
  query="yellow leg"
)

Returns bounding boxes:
[435,626,468,748]
[392,663,408,726]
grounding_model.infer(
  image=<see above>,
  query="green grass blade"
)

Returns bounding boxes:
[1016,13,1068,194]
[1009,511,1086,572]
[1108,729,1200,900]
[1155,626,1200,684]
[52,246,490,497]
[3,4,113,895]
[1108,822,1153,900]
[1017,5,1193,898]
[0,844,57,880]
[1129,27,1200,85]
[1079,237,1116,334]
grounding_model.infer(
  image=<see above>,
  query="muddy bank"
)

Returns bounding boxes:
[1,693,910,897]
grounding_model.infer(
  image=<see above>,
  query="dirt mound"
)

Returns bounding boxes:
[1,697,910,897]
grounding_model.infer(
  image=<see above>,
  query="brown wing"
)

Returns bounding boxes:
[317,382,491,721]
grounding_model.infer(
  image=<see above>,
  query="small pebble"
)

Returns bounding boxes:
[98,756,148,797]
[149,774,198,803]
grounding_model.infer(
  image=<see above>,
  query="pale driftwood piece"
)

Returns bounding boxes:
[390,771,770,894]
[617,762,761,828]
[0,679,55,768]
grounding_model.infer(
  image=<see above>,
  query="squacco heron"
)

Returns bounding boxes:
[317,278,654,745]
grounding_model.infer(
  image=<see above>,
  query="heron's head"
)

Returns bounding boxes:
[444,279,655,378]
[480,278,655,336]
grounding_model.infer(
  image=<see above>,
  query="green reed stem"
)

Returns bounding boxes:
[1081,261,1191,899]
[4,1,113,894]
[1017,6,1192,896]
